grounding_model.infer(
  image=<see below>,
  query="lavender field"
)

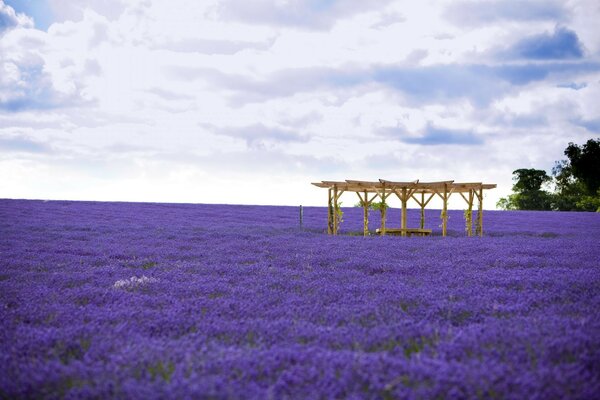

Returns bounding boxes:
[1,199,599,399]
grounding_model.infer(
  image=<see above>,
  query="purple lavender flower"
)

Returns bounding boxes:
[1,200,599,399]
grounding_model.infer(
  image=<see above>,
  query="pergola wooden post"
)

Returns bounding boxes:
[363,190,369,237]
[442,184,448,237]
[476,186,484,236]
[333,185,338,235]
[412,191,435,230]
[393,183,417,237]
[467,189,474,237]
[420,192,425,229]
[327,188,333,235]
[356,190,369,237]
[377,183,390,236]
[458,188,475,237]
[360,191,379,237]
[433,183,452,237]
[401,188,408,237]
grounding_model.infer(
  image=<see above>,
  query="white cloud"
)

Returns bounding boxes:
[216,0,393,30]
[0,0,599,209]
[0,1,33,33]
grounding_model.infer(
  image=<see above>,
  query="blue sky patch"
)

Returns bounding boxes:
[402,125,484,146]
[4,0,53,30]
[557,82,587,90]
[0,136,50,153]
[445,0,566,26]
[572,118,600,133]
[379,124,484,146]
[505,27,584,60]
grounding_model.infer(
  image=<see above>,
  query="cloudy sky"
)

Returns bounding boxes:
[1,0,599,209]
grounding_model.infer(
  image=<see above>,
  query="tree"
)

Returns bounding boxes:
[498,138,600,212]
[496,168,553,210]
[564,138,600,195]
[552,160,584,210]
[553,138,600,211]
[496,196,517,210]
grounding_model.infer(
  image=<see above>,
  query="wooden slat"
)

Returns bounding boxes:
[315,180,496,190]
[356,191,365,204]
[423,193,435,207]
[375,228,432,237]
[413,180,454,189]
[325,183,380,192]
[345,180,382,186]
[451,182,482,191]
[458,192,470,204]
[379,179,419,189]
[411,193,423,207]
[453,182,482,186]
[376,228,432,233]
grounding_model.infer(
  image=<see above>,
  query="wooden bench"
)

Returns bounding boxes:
[375,228,432,237]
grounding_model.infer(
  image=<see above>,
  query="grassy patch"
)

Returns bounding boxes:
[148,360,175,382]
[539,232,559,238]
[53,338,91,365]
[140,261,158,270]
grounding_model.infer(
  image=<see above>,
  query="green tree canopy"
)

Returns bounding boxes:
[564,138,600,195]
[498,138,600,212]
[497,168,553,210]
[553,138,600,211]
[552,160,586,211]
[512,168,552,193]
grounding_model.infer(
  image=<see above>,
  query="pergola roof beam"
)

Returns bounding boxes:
[314,180,496,192]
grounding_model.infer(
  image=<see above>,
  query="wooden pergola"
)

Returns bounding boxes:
[312,179,496,237]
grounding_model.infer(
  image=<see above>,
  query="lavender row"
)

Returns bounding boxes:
[1,199,599,399]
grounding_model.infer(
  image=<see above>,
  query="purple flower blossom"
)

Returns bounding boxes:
[1,199,599,399]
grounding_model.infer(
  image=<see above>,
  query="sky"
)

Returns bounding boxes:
[1,0,599,209]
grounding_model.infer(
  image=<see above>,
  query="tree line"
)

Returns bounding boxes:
[497,138,600,212]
